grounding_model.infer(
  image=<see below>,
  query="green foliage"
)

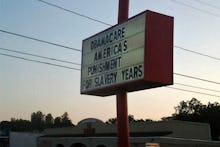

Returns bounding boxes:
[105,114,153,124]
[61,112,73,127]
[1,98,220,141]
[54,116,62,127]
[11,118,32,132]
[170,98,220,140]
[45,113,54,128]
[105,118,117,124]
[31,111,45,131]
[0,111,74,132]
[53,112,73,128]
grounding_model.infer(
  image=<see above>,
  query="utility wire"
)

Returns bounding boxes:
[167,87,220,98]
[174,45,220,61]
[0,52,80,70]
[1,30,220,85]
[193,0,220,10]
[1,1,219,98]
[174,82,220,93]
[1,51,220,97]
[2,46,220,86]
[1,8,220,86]
[2,29,220,62]
[37,0,112,27]
[36,0,220,62]
[2,28,219,62]
[174,73,220,85]
[2,48,220,88]
[0,29,81,52]
[36,0,220,63]
[171,0,220,18]
[0,47,81,66]
[1,47,219,85]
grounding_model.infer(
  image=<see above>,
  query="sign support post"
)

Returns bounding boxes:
[117,1,130,147]
[81,1,173,146]
[116,91,130,147]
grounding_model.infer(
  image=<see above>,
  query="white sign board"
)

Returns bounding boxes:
[81,13,146,94]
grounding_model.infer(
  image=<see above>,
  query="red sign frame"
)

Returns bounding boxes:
[81,10,173,96]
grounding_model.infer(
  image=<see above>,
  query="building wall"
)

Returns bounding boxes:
[38,120,220,147]
[132,137,220,147]
[166,121,211,140]
[43,120,211,140]
[38,137,220,147]
[38,137,117,147]
[129,120,211,140]
[10,132,42,147]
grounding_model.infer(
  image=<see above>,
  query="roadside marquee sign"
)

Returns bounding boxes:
[81,10,173,96]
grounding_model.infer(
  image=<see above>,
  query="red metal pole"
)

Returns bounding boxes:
[116,92,130,147]
[117,1,129,147]
[118,0,129,24]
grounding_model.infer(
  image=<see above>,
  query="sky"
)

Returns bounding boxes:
[0,0,220,124]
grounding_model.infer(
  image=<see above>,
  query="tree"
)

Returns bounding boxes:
[105,115,153,124]
[45,113,54,128]
[105,118,117,124]
[31,111,45,131]
[61,112,73,127]
[0,119,32,132]
[54,117,62,127]
[169,98,220,140]
[128,114,135,123]
[0,111,75,132]
[10,118,32,132]
[53,112,73,127]
[174,98,204,115]
[0,121,11,130]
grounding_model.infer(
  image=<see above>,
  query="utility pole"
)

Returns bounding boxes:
[117,1,130,147]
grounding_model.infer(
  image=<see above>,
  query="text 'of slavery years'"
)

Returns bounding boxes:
[83,64,143,90]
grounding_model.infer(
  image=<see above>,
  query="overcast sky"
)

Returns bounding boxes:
[1,0,220,124]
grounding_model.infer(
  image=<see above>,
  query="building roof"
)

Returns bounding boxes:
[41,119,212,140]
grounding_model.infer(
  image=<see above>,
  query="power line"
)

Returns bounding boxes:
[1,1,219,98]
[1,29,219,85]
[0,52,80,71]
[174,45,220,61]
[0,29,81,52]
[174,82,220,93]
[167,87,220,98]
[2,28,220,62]
[2,28,219,61]
[174,73,220,85]
[2,46,220,86]
[193,0,220,10]
[37,0,112,27]
[2,50,220,97]
[2,47,220,87]
[1,31,220,86]
[1,29,220,62]
[35,0,220,63]
[171,0,220,18]
[0,47,81,66]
